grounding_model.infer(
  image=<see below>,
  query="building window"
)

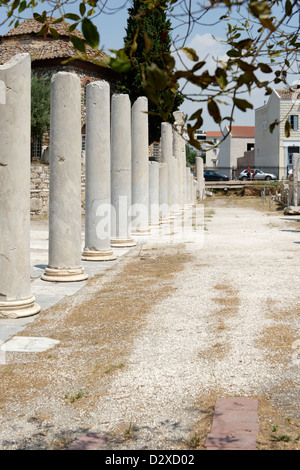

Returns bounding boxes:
[31,137,42,161]
[247,143,254,151]
[153,142,160,161]
[288,115,299,130]
[82,134,86,152]
[83,79,91,104]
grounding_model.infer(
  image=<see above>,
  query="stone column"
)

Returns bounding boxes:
[190,170,195,205]
[0,53,40,318]
[82,81,116,261]
[186,167,191,205]
[131,96,150,235]
[173,111,185,209]
[161,122,173,210]
[110,94,136,247]
[171,156,180,213]
[149,161,160,226]
[293,154,300,206]
[196,156,206,202]
[159,163,169,222]
[182,136,187,207]
[42,72,88,282]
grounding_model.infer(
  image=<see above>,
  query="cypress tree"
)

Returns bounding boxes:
[117,0,183,144]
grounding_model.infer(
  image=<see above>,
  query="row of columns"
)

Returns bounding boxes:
[0,53,205,319]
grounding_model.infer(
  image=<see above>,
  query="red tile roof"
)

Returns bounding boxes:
[227,126,255,138]
[206,131,222,137]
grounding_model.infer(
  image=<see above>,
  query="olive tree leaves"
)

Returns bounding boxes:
[1,0,298,143]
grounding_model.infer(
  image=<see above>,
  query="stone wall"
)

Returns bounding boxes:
[30,163,86,216]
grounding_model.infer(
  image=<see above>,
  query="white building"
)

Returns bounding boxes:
[255,88,300,179]
[205,131,222,169]
[218,126,255,179]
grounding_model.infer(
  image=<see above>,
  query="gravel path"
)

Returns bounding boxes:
[88,198,300,449]
[0,197,299,450]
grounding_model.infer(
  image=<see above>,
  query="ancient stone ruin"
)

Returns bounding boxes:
[0,53,203,318]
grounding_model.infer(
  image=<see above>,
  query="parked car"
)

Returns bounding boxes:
[204,170,229,181]
[238,169,277,181]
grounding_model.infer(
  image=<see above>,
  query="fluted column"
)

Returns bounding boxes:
[42,72,88,282]
[196,156,206,202]
[110,94,136,247]
[159,163,169,222]
[131,96,150,235]
[0,53,40,317]
[149,161,160,226]
[161,122,173,211]
[82,81,116,261]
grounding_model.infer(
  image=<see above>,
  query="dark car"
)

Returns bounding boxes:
[204,170,229,181]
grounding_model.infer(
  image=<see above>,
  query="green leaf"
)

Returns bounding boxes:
[70,35,86,53]
[104,51,131,73]
[80,2,86,16]
[208,99,221,124]
[285,119,291,137]
[50,28,59,39]
[147,63,168,90]
[258,63,273,73]
[233,97,253,112]
[82,17,99,49]
[227,49,241,57]
[64,13,81,21]
[215,67,228,90]
[18,0,26,13]
[181,47,199,62]
[285,0,292,15]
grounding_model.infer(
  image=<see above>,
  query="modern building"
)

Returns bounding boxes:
[255,88,300,179]
[205,131,222,169]
[218,126,255,179]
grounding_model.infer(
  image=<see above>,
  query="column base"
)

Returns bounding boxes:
[0,296,41,319]
[149,221,162,227]
[110,238,136,248]
[131,227,151,236]
[82,249,117,261]
[41,267,88,282]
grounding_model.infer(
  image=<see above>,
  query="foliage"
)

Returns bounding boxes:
[1,0,299,147]
[116,0,184,144]
[185,144,197,166]
[31,74,50,138]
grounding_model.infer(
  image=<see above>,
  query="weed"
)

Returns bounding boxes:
[189,434,201,448]
[270,434,292,442]
[104,363,125,375]
[65,389,89,403]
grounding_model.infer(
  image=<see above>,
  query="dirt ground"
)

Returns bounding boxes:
[0,195,299,450]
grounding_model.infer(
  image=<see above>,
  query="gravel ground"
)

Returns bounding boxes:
[0,196,299,450]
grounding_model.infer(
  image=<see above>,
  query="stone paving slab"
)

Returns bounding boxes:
[68,433,109,450]
[0,335,60,352]
[205,398,259,450]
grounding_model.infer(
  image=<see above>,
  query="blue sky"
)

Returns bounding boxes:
[0,1,298,131]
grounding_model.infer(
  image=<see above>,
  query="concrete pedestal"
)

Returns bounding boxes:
[82,81,116,261]
[42,72,88,282]
[0,53,40,318]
